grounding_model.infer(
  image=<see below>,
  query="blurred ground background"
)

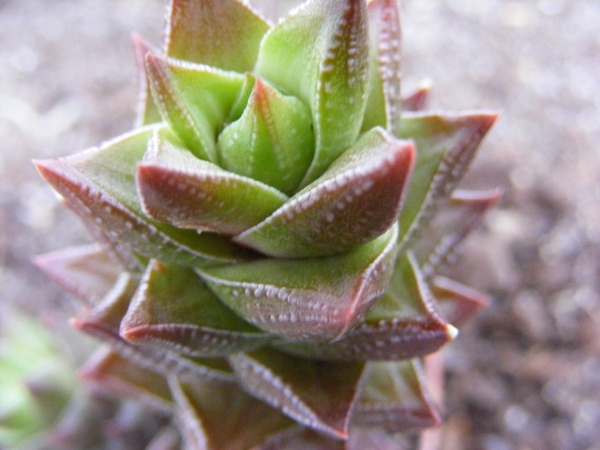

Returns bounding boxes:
[1,1,600,449]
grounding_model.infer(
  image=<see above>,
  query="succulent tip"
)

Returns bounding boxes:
[445,324,459,341]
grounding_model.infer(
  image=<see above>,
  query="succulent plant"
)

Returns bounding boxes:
[28,0,499,448]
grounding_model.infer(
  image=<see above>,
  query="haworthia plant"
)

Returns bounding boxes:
[15,0,499,448]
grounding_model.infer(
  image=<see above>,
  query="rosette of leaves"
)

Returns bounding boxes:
[33,0,500,448]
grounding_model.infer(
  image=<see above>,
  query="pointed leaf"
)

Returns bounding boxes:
[165,0,269,72]
[229,348,365,439]
[353,360,442,432]
[432,276,489,326]
[80,347,174,414]
[199,224,398,343]
[236,128,414,258]
[35,126,250,267]
[34,244,119,306]
[145,53,244,162]
[397,111,499,247]
[415,188,502,279]
[256,0,370,186]
[71,274,235,383]
[218,76,315,195]
[137,128,288,235]
[361,0,403,135]
[169,377,293,450]
[133,35,162,127]
[402,81,431,112]
[120,260,272,358]
[277,253,454,360]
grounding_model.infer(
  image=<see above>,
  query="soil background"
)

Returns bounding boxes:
[1,1,599,449]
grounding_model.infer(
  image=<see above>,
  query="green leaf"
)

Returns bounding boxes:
[236,128,414,258]
[361,0,403,135]
[71,273,235,383]
[168,377,293,450]
[276,253,454,361]
[33,244,120,307]
[256,0,370,186]
[218,76,315,195]
[353,360,441,432]
[137,128,288,235]
[414,188,502,279]
[145,53,244,163]
[397,111,498,247]
[165,0,270,72]
[199,224,398,343]
[229,348,365,439]
[132,35,162,127]
[120,260,272,358]
[35,126,251,267]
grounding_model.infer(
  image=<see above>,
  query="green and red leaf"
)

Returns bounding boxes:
[168,376,293,450]
[71,273,235,383]
[397,111,499,247]
[256,0,370,186]
[236,127,414,258]
[277,253,454,360]
[145,53,244,163]
[120,260,272,358]
[218,76,315,196]
[353,360,441,433]
[229,348,365,439]
[35,127,250,267]
[199,225,398,343]
[137,128,288,235]
[165,0,270,72]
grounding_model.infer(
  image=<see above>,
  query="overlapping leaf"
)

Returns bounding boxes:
[397,111,499,247]
[145,54,244,163]
[71,272,235,383]
[168,376,293,450]
[199,225,398,343]
[165,0,269,72]
[353,360,441,432]
[137,128,288,235]
[229,348,365,439]
[256,0,370,186]
[218,76,315,195]
[236,127,414,258]
[35,126,250,268]
[277,253,454,360]
[120,260,272,357]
